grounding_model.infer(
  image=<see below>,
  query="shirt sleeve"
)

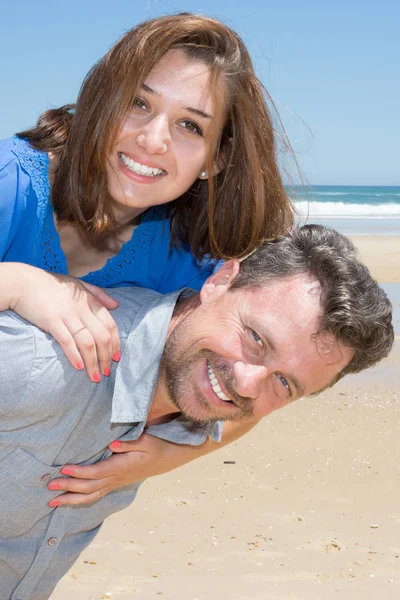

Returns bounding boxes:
[0,150,29,261]
[0,312,36,417]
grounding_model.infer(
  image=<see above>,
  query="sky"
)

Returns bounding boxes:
[0,0,398,185]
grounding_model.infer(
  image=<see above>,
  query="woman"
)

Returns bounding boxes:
[0,14,294,504]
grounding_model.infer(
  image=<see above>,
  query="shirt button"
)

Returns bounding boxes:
[40,473,52,481]
[48,537,58,546]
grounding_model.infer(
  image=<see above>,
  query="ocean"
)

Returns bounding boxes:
[290,185,400,235]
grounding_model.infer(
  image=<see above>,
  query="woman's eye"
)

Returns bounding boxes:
[133,97,149,112]
[179,120,203,136]
[251,330,263,347]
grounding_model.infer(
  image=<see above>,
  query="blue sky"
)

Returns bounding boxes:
[1,0,398,185]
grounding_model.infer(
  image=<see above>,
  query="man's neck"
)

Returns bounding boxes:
[145,379,180,427]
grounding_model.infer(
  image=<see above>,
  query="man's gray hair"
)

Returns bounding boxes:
[231,224,394,381]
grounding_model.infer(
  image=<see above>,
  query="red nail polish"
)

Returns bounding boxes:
[110,440,121,449]
[48,483,59,491]
[92,371,101,383]
[76,361,84,370]
[49,500,60,507]
[61,467,72,476]
[112,351,121,362]
[104,367,111,377]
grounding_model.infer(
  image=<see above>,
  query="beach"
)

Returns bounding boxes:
[51,232,400,600]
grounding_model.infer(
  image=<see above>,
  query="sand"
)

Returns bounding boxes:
[51,236,400,600]
[349,236,400,283]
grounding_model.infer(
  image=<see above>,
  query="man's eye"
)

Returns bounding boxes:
[251,330,263,347]
[179,120,203,136]
[277,373,290,392]
[133,97,149,112]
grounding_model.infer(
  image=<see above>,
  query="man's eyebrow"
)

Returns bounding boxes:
[141,84,213,119]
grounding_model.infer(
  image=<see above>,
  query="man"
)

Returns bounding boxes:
[0,225,393,600]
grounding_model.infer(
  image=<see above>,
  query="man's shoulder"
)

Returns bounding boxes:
[109,286,162,307]
[108,287,182,333]
[0,311,37,416]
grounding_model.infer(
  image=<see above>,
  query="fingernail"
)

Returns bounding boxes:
[92,371,101,383]
[110,440,121,449]
[61,467,73,476]
[103,367,111,377]
[48,482,59,490]
[76,361,84,370]
[49,500,60,507]
[112,352,121,362]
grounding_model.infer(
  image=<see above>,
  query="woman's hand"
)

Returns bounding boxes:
[46,420,260,507]
[2,262,120,381]
[47,435,165,506]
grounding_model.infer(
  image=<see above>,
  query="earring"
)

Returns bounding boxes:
[199,171,207,180]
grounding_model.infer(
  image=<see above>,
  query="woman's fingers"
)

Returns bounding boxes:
[59,457,117,480]
[90,303,121,364]
[46,453,146,506]
[47,466,112,506]
[109,439,146,453]
[79,313,113,378]
[81,281,119,310]
[49,491,107,506]
[47,321,85,372]
[48,475,108,495]
[62,301,120,381]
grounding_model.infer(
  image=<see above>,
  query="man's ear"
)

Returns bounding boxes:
[200,260,240,304]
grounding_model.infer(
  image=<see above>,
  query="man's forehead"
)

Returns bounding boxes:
[234,273,322,307]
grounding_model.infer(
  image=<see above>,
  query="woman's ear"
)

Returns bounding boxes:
[200,260,240,304]
[199,140,231,180]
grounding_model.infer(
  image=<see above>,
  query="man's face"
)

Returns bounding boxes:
[161,262,354,425]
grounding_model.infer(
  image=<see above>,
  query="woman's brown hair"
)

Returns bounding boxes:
[18,13,295,259]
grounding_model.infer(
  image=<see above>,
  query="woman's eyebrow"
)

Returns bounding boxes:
[141,83,213,119]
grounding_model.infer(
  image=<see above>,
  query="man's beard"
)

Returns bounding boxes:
[160,323,254,425]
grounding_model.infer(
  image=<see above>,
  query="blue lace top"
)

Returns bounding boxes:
[0,137,214,292]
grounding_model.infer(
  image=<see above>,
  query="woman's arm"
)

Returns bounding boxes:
[47,419,260,506]
[0,262,120,381]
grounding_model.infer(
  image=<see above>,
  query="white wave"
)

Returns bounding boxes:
[308,191,400,197]
[294,201,400,217]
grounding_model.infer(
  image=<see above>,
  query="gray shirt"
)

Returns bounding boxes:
[0,286,221,600]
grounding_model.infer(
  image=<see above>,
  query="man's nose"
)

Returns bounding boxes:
[233,362,268,399]
[136,114,170,155]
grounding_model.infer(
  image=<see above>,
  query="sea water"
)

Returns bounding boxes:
[290,185,400,235]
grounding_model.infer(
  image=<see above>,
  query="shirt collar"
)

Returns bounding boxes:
[110,287,222,444]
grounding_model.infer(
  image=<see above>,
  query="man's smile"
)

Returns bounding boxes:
[206,360,232,402]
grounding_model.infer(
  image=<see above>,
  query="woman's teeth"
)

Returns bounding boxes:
[207,361,232,402]
[120,153,165,177]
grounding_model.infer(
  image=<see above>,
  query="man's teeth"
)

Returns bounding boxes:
[207,362,232,402]
[120,153,165,177]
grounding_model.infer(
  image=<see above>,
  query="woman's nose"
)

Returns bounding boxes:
[136,114,170,155]
[233,362,268,398]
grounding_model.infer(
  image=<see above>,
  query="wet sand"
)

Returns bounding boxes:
[52,236,400,600]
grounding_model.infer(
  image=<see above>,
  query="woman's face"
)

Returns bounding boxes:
[106,49,219,223]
